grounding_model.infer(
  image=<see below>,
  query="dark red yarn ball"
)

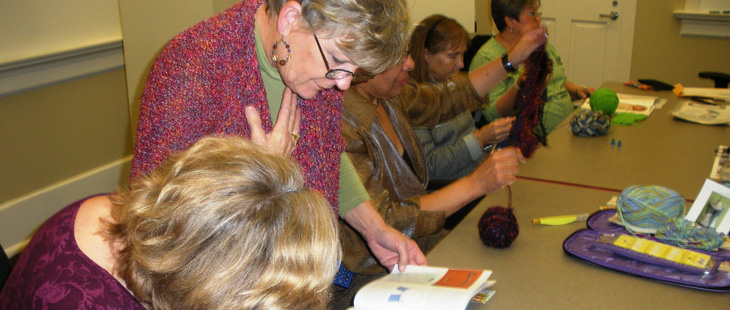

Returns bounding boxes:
[478,206,519,248]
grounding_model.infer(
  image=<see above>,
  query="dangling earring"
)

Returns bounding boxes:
[510,27,514,33]
[272,37,291,66]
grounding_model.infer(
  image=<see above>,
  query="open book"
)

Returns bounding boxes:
[348,265,495,310]
[581,93,665,116]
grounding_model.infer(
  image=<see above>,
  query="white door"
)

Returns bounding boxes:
[540,0,636,88]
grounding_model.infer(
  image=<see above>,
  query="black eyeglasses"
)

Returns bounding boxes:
[313,34,372,81]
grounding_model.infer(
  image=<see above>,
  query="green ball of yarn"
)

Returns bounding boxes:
[590,88,619,115]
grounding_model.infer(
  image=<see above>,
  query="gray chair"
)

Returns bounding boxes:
[1,243,11,290]
[699,71,730,88]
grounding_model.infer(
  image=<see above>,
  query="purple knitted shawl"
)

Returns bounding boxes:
[130,0,343,214]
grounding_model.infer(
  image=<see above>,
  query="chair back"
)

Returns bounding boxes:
[462,34,493,72]
[0,243,11,290]
[699,72,730,88]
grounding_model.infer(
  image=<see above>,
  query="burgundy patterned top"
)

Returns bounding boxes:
[0,196,145,309]
[130,0,344,213]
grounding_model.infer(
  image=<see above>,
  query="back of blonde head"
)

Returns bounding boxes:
[267,0,410,74]
[108,136,340,310]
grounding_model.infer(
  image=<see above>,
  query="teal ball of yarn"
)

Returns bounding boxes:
[570,110,611,137]
[617,185,686,234]
[590,88,619,115]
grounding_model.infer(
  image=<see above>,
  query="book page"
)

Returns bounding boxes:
[352,266,492,310]
[581,93,663,116]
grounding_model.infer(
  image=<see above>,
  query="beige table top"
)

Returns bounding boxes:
[517,82,730,199]
[426,180,730,309]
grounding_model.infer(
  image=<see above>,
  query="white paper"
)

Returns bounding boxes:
[671,100,730,125]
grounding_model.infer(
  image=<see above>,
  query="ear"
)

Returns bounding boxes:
[504,15,518,30]
[276,1,304,37]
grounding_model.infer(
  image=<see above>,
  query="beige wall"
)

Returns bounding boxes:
[630,0,730,87]
[0,69,133,204]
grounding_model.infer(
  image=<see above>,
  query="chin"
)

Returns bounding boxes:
[294,87,319,100]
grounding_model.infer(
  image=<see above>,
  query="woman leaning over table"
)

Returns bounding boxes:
[336,26,548,308]
[469,0,594,134]
[130,0,424,284]
[409,14,514,181]
[0,137,341,309]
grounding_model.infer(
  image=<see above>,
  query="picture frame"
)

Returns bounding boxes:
[685,179,730,234]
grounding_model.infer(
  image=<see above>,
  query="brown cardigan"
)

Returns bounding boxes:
[340,73,485,274]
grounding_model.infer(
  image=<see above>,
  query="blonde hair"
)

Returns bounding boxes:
[410,15,469,83]
[266,0,410,74]
[107,136,340,310]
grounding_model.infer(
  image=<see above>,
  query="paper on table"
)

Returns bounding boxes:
[581,93,664,116]
[672,100,730,125]
[673,84,730,102]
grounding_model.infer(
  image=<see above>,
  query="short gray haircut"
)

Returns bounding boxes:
[267,0,410,74]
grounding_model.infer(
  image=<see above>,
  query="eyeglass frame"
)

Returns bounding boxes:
[313,34,372,81]
[525,10,542,17]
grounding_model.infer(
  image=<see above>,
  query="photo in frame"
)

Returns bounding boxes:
[685,179,730,235]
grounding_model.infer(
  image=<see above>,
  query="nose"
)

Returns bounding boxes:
[403,55,415,72]
[456,54,465,70]
[334,76,353,90]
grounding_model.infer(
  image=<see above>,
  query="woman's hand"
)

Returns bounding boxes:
[507,26,549,68]
[246,87,301,156]
[468,147,525,195]
[565,81,595,100]
[474,117,514,146]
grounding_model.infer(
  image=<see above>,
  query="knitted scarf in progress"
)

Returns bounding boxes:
[508,45,552,158]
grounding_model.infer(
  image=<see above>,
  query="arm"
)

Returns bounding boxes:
[415,122,484,180]
[402,28,547,129]
[564,81,595,101]
[338,154,424,272]
[343,202,427,272]
[420,147,525,216]
[468,27,548,98]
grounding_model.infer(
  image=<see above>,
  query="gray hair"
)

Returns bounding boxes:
[267,0,410,74]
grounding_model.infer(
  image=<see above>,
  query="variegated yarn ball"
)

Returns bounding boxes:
[570,110,611,137]
[617,185,686,234]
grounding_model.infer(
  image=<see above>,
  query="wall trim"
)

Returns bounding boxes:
[674,11,730,38]
[0,156,132,258]
[0,39,124,97]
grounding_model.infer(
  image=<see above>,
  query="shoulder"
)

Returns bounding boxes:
[469,38,504,70]
[343,88,378,124]
[75,195,116,274]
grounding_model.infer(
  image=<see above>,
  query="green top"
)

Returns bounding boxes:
[469,39,573,133]
[254,25,370,217]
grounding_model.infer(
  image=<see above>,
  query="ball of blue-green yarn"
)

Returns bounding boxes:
[570,110,611,137]
[590,88,619,115]
[617,185,686,234]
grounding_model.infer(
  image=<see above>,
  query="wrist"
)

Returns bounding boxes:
[502,54,518,73]
[343,200,387,240]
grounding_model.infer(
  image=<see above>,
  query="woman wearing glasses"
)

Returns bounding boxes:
[336,25,547,308]
[469,0,594,134]
[131,0,425,290]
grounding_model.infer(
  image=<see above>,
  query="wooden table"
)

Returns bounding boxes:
[517,82,730,199]
[426,180,730,309]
